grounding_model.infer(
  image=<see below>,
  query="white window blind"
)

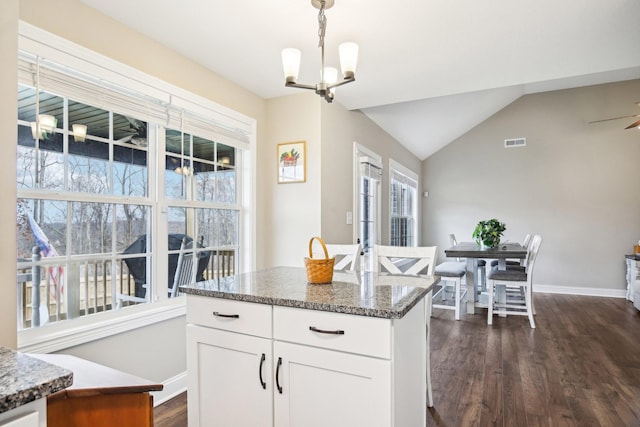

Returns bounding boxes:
[391,169,418,189]
[359,156,382,180]
[18,52,250,148]
[389,163,417,247]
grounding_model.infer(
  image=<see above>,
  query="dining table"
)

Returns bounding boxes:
[444,242,528,314]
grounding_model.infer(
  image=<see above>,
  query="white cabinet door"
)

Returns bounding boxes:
[187,324,273,427]
[0,412,39,427]
[273,341,391,427]
[0,400,45,427]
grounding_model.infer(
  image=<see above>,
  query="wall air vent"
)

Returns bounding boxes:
[504,137,526,148]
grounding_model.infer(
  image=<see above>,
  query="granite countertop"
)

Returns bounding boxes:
[180,266,439,319]
[0,347,73,414]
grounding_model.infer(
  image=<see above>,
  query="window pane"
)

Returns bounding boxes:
[118,203,151,308]
[69,100,109,142]
[69,140,110,194]
[68,100,111,194]
[165,157,187,199]
[16,129,65,191]
[195,143,236,203]
[218,209,239,247]
[113,146,148,197]
[115,204,150,252]
[17,199,67,260]
[70,202,113,255]
[17,137,36,189]
[114,113,147,145]
[168,207,188,236]
[166,129,190,156]
[165,129,192,200]
[193,135,214,162]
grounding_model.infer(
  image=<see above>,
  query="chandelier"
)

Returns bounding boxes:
[281,0,358,103]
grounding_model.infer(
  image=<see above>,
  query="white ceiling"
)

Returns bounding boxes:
[80,0,640,159]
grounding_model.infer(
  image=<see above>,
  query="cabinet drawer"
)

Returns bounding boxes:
[273,306,391,359]
[187,296,272,338]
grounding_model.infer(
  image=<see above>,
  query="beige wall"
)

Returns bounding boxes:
[422,79,640,293]
[264,92,322,267]
[262,92,424,268]
[321,105,422,245]
[0,0,19,349]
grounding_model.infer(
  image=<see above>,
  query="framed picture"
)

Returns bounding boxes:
[277,141,306,183]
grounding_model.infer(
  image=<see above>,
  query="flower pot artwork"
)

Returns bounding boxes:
[278,141,306,183]
[280,148,299,166]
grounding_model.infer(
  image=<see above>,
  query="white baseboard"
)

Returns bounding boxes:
[152,371,187,406]
[534,284,627,298]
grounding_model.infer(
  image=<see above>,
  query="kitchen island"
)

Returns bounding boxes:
[0,347,72,426]
[180,266,439,427]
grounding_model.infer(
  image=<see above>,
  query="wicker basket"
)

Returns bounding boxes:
[304,236,335,284]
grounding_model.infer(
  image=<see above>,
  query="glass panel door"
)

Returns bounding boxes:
[355,151,382,271]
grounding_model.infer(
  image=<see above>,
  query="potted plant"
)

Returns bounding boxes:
[472,218,506,248]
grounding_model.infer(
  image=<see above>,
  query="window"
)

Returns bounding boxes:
[16,24,254,351]
[389,160,418,247]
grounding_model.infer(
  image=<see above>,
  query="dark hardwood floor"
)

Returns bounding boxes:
[154,391,187,427]
[154,293,640,427]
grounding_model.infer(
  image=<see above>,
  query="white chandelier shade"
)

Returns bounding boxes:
[280,0,358,103]
[281,48,302,84]
[338,42,358,79]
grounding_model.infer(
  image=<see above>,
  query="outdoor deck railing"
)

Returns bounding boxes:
[17,249,236,329]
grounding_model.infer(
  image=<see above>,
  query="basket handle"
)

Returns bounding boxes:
[308,236,330,260]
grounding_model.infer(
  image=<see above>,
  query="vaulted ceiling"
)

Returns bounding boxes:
[80,0,640,159]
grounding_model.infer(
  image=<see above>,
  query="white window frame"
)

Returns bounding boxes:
[388,159,418,247]
[17,22,256,353]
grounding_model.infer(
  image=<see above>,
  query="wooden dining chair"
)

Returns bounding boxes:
[487,234,542,328]
[373,244,437,407]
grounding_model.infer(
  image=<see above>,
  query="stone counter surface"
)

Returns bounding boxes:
[180,266,438,319]
[0,347,72,414]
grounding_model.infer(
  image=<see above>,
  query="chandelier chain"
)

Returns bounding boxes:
[317,1,327,48]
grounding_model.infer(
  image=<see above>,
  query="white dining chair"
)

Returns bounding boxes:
[323,243,362,270]
[433,260,466,320]
[450,233,486,291]
[373,244,436,407]
[490,233,532,269]
[487,234,542,328]
[373,244,436,275]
